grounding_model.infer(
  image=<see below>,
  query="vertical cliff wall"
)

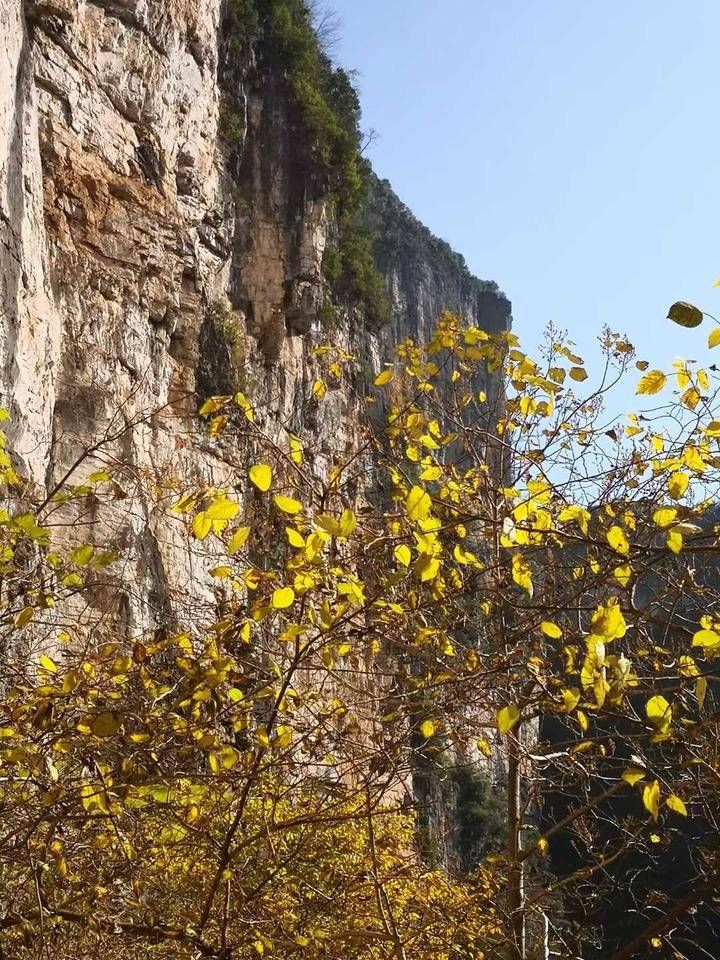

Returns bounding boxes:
[0,0,510,632]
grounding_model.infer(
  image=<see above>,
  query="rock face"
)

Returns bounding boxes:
[368,175,509,347]
[0,0,511,633]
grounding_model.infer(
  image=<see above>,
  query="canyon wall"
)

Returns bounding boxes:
[0,0,510,635]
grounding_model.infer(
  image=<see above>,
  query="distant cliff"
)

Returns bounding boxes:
[368,175,509,345]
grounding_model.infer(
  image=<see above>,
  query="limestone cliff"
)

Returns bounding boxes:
[0,0,510,633]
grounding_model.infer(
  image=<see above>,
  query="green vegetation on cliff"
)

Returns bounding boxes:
[225,0,390,325]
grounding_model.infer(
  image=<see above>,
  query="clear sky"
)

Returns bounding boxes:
[330,0,720,411]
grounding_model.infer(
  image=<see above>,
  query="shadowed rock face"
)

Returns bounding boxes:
[540,520,720,959]
[0,0,510,633]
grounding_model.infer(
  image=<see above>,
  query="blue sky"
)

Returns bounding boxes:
[331,0,720,411]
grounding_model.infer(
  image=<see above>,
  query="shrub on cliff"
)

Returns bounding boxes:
[323,226,391,328]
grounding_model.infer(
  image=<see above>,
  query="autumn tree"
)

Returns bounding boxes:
[1,306,720,959]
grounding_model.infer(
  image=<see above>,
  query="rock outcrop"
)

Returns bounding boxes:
[0,0,511,633]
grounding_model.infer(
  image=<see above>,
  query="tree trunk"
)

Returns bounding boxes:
[507,732,526,960]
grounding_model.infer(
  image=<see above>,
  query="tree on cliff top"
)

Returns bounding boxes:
[1,307,720,958]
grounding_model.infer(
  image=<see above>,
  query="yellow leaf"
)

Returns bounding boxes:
[416,555,440,582]
[206,498,240,521]
[39,655,58,673]
[540,621,562,639]
[676,363,691,390]
[497,704,521,734]
[192,512,212,541]
[374,369,394,386]
[607,526,629,556]
[394,544,411,567]
[666,794,687,817]
[696,675,708,709]
[286,527,306,549]
[646,695,671,726]
[569,367,588,382]
[227,527,251,555]
[272,587,295,610]
[668,472,689,500]
[275,725,293,749]
[454,543,480,566]
[90,712,121,738]
[614,564,632,587]
[653,507,677,528]
[338,508,357,538]
[666,529,683,554]
[312,379,327,400]
[589,599,626,642]
[692,628,720,650]
[209,415,227,437]
[315,514,340,537]
[249,464,272,492]
[15,606,34,628]
[289,436,303,465]
[708,327,720,349]
[622,767,646,786]
[220,745,239,770]
[636,370,667,395]
[681,386,701,410]
[70,544,94,566]
[705,420,720,437]
[476,738,493,759]
[235,391,255,422]
[273,495,302,515]
[80,784,110,816]
[420,719,436,739]
[558,504,590,534]
[562,688,581,712]
[651,434,664,452]
[684,445,707,471]
[405,485,432,522]
[512,554,533,595]
[643,780,661,820]
[420,463,442,481]
[199,396,232,416]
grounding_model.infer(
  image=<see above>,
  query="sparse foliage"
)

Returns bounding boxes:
[1,310,720,958]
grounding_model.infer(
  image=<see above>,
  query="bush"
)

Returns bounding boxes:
[226,0,260,51]
[323,228,391,328]
[219,102,246,147]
